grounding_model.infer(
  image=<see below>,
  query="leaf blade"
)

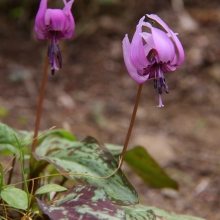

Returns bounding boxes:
[1,187,28,210]
[37,185,126,220]
[124,146,178,189]
[34,136,138,205]
[35,184,67,195]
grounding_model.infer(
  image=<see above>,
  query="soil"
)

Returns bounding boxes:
[1,0,220,219]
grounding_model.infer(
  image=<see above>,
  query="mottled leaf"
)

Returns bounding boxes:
[35,184,67,195]
[124,146,178,189]
[1,187,28,210]
[37,185,125,220]
[124,204,205,220]
[37,129,77,143]
[35,135,77,157]
[34,136,138,205]
[105,143,122,156]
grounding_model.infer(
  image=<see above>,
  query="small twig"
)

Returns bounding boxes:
[2,200,8,220]
[120,84,143,167]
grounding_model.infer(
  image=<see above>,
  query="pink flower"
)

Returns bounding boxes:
[122,14,184,107]
[34,0,75,75]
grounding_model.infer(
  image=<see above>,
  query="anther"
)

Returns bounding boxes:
[165,85,169,94]
[154,79,157,89]
[57,51,62,69]
[159,77,164,86]
[48,44,53,65]
[158,86,162,94]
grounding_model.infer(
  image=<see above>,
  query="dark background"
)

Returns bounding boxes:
[1,0,220,219]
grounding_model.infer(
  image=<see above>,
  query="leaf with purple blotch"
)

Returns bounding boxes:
[34,136,138,205]
[36,185,125,220]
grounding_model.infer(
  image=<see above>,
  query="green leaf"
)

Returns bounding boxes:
[34,136,138,205]
[36,185,125,220]
[1,187,28,210]
[0,122,77,154]
[0,123,20,154]
[105,143,122,156]
[36,187,204,220]
[124,204,205,220]
[124,146,178,189]
[36,135,77,157]
[35,184,67,195]
[38,129,77,143]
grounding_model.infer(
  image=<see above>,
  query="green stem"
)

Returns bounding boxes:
[0,163,4,194]
[120,84,143,167]
[7,154,16,185]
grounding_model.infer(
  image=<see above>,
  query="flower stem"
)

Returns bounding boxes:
[31,43,49,152]
[28,41,49,194]
[120,84,143,168]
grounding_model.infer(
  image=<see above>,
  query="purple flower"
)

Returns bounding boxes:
[122,14,184,107]
[34,0,75,75]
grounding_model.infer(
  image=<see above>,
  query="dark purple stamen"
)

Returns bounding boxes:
[154,79,157,89]
[48,44,53,65]
[158,86,162,94]
[159,77,164,86]
[47,39,62,75]
[154,76,169,95]
[57,50,62,69]
[165,85,169,94]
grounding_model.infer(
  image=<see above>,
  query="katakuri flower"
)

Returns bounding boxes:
[34,0,75,75]
[122,14,184,107]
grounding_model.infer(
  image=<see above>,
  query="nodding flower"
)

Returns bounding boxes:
[34,0,75,75]
[122,14,184,107]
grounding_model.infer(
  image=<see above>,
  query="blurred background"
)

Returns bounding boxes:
[0,0,220,219]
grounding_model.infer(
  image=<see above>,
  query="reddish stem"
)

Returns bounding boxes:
[31,45,49,152]
[120,84,143,167]
[28,42,48,194]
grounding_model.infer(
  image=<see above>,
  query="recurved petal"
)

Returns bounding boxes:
[140,33,155,60]
[146,14,184,66]
[122,35,149,84]
[62,0,75,38]
[151,27,175,63]
[34,0,47,36]
[130,16,150,71]
[34,25,46,40]
[45,9,66,31]
[63,0,74,16]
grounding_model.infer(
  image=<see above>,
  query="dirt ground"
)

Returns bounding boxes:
[1,0,220,219]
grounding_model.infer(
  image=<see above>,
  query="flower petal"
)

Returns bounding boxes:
[150,27,175,63]
[122,35,149,84]
[62,0,75,38]
[146,14,184,66]
[129,16,150,71]
[140,33,154,57]
[34,0,47,40]
[34,27,45,40]
[45,9,66,31]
